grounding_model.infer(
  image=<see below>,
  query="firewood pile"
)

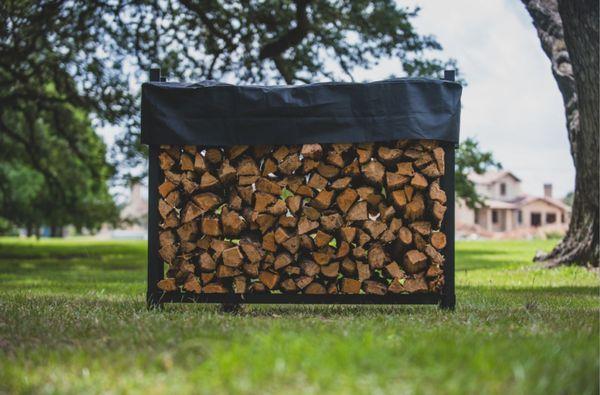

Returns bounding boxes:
[156,140,447,295]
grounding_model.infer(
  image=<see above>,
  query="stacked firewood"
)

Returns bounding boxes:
[156,140,447,295]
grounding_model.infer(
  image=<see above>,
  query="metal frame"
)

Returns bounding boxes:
[146,68,457,310]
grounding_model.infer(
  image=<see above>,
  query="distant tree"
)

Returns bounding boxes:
[1,1,458,233]
[522,0,598,267]
[563,191,574,207]
[1,1,457,178]
[0,103,118,236]
[455,138,501,209]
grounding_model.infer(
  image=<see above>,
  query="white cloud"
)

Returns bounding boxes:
[353,0,575,198]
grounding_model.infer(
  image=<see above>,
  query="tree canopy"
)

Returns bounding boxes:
[1,0,468,233]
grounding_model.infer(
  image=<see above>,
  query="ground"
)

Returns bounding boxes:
[0,238,597,395]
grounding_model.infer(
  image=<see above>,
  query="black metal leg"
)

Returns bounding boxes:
[147,292,164,310]
[439,293,455,310]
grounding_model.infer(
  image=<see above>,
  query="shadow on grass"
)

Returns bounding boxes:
[456,249,527,271]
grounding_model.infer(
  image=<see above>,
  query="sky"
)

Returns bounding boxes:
[355,0,574,198]
[100,0,575,199]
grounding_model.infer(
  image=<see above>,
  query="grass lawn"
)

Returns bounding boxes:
[0,237,597,395]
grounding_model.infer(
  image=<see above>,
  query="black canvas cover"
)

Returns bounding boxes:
[141,78,461,146]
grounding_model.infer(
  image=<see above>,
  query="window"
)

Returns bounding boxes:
[546,213,557,224]
[561,213,565,223]
[492,210,498,224]
[531,213,542,227]
[500,183,506,196]
[474,208,479,224]
[518,210,522,224]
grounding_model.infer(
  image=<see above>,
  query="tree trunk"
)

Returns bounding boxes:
[522,0,599,267]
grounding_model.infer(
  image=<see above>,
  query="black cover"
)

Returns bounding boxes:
[141,78,461,146]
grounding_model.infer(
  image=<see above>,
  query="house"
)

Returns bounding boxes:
[95,183,148,240]
[456,170,570,237]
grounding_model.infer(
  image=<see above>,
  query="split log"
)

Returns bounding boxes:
[158,278,178,291]
[430,232,447,250]
[326,150,345,168]
[159,244,177,263]
[158,152,175,170]
[403,250,428,274]
[384,261,405,279]
[362,160,386,184]
[341,258,357,275]
[396,162,414,176]
[194,152,207,172]
[320,213,344,232]
[410,221,431,236]
[317,163,340,179]
[363,220,387,239]
[192,192,221,212]
[159,181,177,198]
[229,145,248,160]
[335,241,350,259]
[312,189,334,210]
[301,143,323,159]
[222,210,246,236]
[183,277,202,293]
[182,202,203,223]
[217,264,242,278]
[296,275,314,289]
[222,246,244,267]
[279,154,302,175]
[203,282,228,293]
[340,226,357,243]
[336,188,358,213]
[201,217,222,236]
[429,181,447,204]
[205,148,223,164]
[233,275,247,293]
[301,259,321,276]
[274,252,293,270]
[243,263,260,278]
[347,201,368,221]
[363,280,387,295]
[256,178,282,195]
[314,230,333,248]
[368,243,387,269]
[280,278,299,293]
[321,262,340,278]
[200,272,215,284]
[378,146,402,163]
[286,195,302,214]
[357,262,371,281]
[340,278,361,294]
[199,252,217,271]
[259,270,280,290]
[405,193,425,221]
[410,173,428,189]
[298,217,319,235]
[218,160,237,183]
[304,282,326,294]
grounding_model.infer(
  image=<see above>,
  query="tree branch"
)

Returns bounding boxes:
[259,0,311,61]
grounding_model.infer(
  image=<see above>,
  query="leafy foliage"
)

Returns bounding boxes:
[1,0,460,232]
[455,137,501,208]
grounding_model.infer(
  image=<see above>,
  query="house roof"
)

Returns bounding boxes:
[511,195,571,212]
[484,199,519,209]
[468,170,521,185]
[482,196,571,212]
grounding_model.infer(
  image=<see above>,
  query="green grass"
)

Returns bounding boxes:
[0,237,597,395]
